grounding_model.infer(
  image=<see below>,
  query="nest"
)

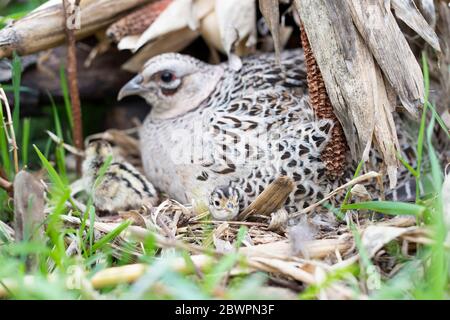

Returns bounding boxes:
[14,127,431,300]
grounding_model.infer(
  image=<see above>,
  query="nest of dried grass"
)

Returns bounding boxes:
[35,127,436,299]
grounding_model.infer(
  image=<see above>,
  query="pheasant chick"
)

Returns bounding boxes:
[208,185,242,221]
[82,140,159,213]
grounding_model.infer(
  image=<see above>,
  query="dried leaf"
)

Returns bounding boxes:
[122,27,199,72]
[268,208,289,232]
[239,240,291,259]
[134,0,213,51]
[250,257,316,284]
[118,35,141,51]
[213,236,234,253]
[119,210,147,227]
[391,0,441,51]
[415,0,437,27]
[215,0,257,56]
[13,171,46,273]
[362,225,417,258]
[350,184,372,201]
[199,10,225,54]
[259,0,281,62]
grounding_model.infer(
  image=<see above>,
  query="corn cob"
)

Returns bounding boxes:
[300,23,348,178]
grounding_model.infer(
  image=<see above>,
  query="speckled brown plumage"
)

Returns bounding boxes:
[106,0,172,43]
[119,50,422,217]
[300,23,348,178]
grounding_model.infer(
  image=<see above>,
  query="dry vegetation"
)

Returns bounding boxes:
[0,0,449,300]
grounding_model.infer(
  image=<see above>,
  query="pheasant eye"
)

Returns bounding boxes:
[160,71,174,83]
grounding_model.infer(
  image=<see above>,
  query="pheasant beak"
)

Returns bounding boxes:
[118,75,144,100]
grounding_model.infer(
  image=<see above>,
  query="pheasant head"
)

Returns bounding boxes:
[118,53,223,120]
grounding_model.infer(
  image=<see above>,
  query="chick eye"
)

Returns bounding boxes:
[214,200,220,207]
[160,71,175,83]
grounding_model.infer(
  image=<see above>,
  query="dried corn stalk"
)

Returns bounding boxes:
[106,0,172,43]
[239,176,295,220]
[346,0,426,116]
[0,0,150,58]
[300,23,347,178]
[294,0,412,186]
[391,0,440,51]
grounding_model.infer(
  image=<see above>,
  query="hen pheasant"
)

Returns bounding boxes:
[118,50,421,219]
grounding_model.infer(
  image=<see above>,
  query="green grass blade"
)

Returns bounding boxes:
[21,118,30,166]
[59,64,74,130]
[11,51,22,137]
[426,115,443,190]
[423,112,447,299]
[93,155,113,189]
[203,227,247,293]
[426,102,450,139]
[33,145,67,191]
[90,220,131,254]
[422,52,430,102]
[342,201,426,216]
[339,158,365,214]
[48,95,67,180]
[396,151,418,177]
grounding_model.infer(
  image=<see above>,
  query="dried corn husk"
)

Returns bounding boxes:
[214,0,257,57]
[259,0,281,61]
[238,176,295,220]
[132,0,213,51]
[122,27,199,72]
[391,0,440,51]
[0,0,151,58]
[294,0,401,186]
[346,0,424,117]
[199,10,225,54]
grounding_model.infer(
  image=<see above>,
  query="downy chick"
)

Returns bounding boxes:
[208,185,242,221]
[82,140,159,213]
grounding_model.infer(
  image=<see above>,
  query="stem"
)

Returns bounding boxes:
[62,0,84,176]
[0,176,13,193]
[0,88,19,174]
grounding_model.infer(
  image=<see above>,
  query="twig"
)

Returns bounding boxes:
[0,88,19,174]
[46,130,85,157]
[191,220,268,227]
[0,176,13,193]
[59,214,218,257]
[63,0,84,176]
